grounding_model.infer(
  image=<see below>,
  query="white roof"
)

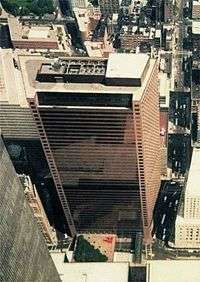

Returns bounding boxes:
[155,29,161,37]
[0,48,28,107]
[28,28,49,39]
[106,53,149,79]
[51,253,129,282]
[185,147,200,196]
[147,260,200,282]
[192,20,200,34]
[193,0,200,6]
[112,13,118,21]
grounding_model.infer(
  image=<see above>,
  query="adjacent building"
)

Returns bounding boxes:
[99,0,120,16]
[147,260,200,282]
[51,257,129,282]
[0,135,60,282]
[192,0,200,19]
[72,0,89,9]
[0,48,38,139]
[119,27,160,52]
[19,174,57,245]
[8,17,71,52]
[163,0,173,23]
[175,146,200,248]
[192,20,200,51]
[19,53,161,243]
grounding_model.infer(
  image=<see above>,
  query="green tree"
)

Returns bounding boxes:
[1,0,55,16]
[74,236,108,262]
[64,254,69,263]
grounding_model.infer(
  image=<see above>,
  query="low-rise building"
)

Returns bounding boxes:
[0,48,38,139]
[147,260,200,282]
[119,26,158,52]
[164,0,173,23]
[74,7,114,57]
[192,0,200,19]
[8,17,71,51]
[163,24,173,51]
[51,254,129,282]
[99,0,120,16]
[159,70,170,178]
[74,7,101,41]
[192,20,200,51]
[72,0,89,9]
[19,174,57,245]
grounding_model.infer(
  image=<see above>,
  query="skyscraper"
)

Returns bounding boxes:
[0,135,60,282]
[19,53,161,243]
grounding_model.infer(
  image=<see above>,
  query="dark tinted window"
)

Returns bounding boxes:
[38,92,132,108]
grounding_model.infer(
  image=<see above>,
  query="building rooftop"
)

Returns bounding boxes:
[193,0,200,6]
[0,48,28,107]
[83,234,116,262]
[18,53,156,101]
[7,18,72,52]
[185,147,200,196]
[51,253,129,282]
[106,53,149,80]
[8,17,58,43]
[193,0,200,19]
[192,20,200,34]
[159,72,170,108]
[147,260,200,282]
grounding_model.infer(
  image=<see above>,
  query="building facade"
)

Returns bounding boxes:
[0,49,38,139]
[20,53,161,243]
[175,147,200,248]
[99,0,120,16]
[0,135,60,282]
[8,18,59,50]
[19,174,58,245]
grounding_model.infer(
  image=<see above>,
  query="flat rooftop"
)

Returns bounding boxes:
[40,58,107,76]
[51,253,129,282]
[185,147,200,196]
[106,53,149,79]
[192,20,200,34]
[8,17,57,42]
[83,234,116,262]
[193,0,200,6]
[0,48,28,107]
[18,53,156,101]
[147,260,200,282]
[38,53,150,83]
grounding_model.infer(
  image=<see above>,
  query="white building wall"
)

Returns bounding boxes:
[175,220,200,248]
[72,0,89,9]
[184,196,200,219]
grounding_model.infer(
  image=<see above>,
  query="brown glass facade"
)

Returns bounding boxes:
[28,62,160,242]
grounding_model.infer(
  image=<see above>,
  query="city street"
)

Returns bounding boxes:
[171,0,191,92]
[153,181,182,245]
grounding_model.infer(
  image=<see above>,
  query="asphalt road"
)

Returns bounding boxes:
[153,181,182,245]
[173,0,192,92]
